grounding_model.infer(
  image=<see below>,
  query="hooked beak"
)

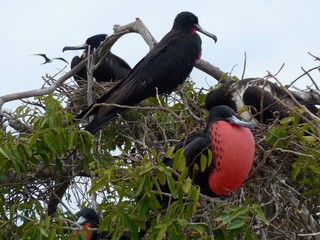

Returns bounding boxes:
[227,115,254,130]
[62,43,88,52]
[194,24,217,43]
[71,216,88,228]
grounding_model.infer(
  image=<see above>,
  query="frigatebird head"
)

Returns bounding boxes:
[86,34,107,49]
[74,208,100,227]
[208,105,254,130]
[173,11,217,43]
[71,208,99,240]
[62,34,107,56]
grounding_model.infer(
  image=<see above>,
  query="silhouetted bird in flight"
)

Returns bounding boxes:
[32,54,68,65]
[63,34,131,84]
[71,208,130,240]
[162,105,255,198]
[205,78,318,124]
[77,11,217,133]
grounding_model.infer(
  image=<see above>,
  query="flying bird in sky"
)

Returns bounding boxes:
[77,11,217,133]
[32,53,68,65]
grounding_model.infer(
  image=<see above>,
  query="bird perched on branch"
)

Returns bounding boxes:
[32,54,68,65]
[77,11,217,134]
[63,34,131,84]
[71,208,130,240]
[162,105,255,198]
[205,78,319,124]
[71,208,100,240]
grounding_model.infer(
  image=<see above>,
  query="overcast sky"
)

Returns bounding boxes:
[1,0,319,110]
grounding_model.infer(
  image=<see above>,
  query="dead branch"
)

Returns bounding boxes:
[289,65,320,88]
[113,18,157,49]
[0,110,32,133]
[195,59,234,83]
[0,64,85,110]
[308,52,320,61]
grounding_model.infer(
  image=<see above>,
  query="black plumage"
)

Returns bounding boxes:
[63,34,131,84]
[72,208,100,240]
[77,12,217,133]
[71,208,130,240]
[205,78,318,124]
[162,105,254,198]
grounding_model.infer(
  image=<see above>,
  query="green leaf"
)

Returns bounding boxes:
[182,177,192,193]
[308,165,320,174]
[302,136,316,145]
[28,132,41,146]
[280,116,294,125]
[44,132,60,153]
[156,226,168,240]
[226,219,245,230]
[166,146,175,158]
[252,204,269,225]
[122,214,139,239]
[0,147,10,159]
[292,162,301,180]
[68,129,78,150]
[156,169,166,186]
[172,148,185,172]
[200,154,207,173]
[167,175,176,197]
[139,162,155,175]
[23,144,33,158]
[218,206,249,224]
[207,149,213,168]
[176,218,188,227]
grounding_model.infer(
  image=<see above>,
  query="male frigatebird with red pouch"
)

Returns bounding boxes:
[63,34,132,85]
[71,208,130,240]
[163,105,255,197]
[71,208,100,240]
[76,12,217,133]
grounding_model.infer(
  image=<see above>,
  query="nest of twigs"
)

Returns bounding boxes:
[61,79,120,115]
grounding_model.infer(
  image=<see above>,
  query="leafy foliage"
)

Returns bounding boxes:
[0,72,319,239]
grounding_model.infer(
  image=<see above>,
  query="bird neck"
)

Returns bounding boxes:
[72,222,97,240]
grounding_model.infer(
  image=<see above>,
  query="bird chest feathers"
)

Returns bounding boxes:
[208,121,255,195]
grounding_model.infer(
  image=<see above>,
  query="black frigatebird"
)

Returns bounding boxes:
[163,105,255,197]
[71,208,100,240]
[77,12,217,133]
[71,208,130,240]
[62,34,132,84]
[205,78,319,124]
[32,54,68,65]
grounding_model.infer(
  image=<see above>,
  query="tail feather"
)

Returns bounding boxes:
[84,108,127,134]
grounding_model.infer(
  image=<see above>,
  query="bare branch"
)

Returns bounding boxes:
[288,65,320,88]
[0,64,85,110]
[301,66,319,90]
[0,110,32,133]
[113,18,157,49]
[241,52,247,80]
[195,59,234,83]
[308,52,320,61]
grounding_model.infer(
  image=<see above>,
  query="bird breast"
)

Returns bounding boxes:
[208,121,255,195]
